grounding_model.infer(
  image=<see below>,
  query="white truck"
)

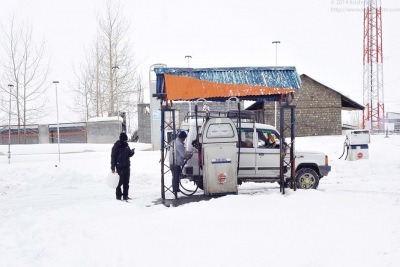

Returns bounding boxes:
[181,111,331,190]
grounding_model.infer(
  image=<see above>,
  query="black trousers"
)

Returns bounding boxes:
[171,165,182,193]
[116,168,130,199]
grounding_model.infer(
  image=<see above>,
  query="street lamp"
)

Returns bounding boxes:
[7,84,14,164]
[185,55,192,68]
[272,41,281,66]
[272,41,281,128]
[53,81,61,163]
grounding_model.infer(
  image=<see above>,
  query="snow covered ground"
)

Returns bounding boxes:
[1,134,400,267]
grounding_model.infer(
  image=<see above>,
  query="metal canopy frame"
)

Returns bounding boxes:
[279,104,296,194]
[153,67,300,203]
[160,106,176,200]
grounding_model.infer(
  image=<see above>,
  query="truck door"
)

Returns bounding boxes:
[255,129,280,178]
[237,128,256,176]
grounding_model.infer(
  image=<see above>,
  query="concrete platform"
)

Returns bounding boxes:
[153,194,222,207]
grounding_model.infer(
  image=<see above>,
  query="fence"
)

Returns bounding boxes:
[0,125,40,145]
[0,123,86,145]
[48,123,87,143]
[0,120,126,145]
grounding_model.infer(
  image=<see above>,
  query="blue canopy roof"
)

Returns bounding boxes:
[154,66,301,102]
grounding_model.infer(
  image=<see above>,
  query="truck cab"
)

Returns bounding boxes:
[182,111,331,190]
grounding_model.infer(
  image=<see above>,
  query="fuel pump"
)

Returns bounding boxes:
[200,117,238,195]
[346,130,370,161]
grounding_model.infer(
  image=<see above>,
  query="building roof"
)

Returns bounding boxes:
[246,74,365,111]
[300,74,364,111]
[154,67,301,101]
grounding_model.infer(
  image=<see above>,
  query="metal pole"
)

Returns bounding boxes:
[185,55,192,68]
[272,41,281,128]
[185,56,192,115]
[53,81,60,163]
[7,84,14,164]
[272,41,280,66]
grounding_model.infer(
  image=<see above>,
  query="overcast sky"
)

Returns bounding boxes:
[1,0,400,124]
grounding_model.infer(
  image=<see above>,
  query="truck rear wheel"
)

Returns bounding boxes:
[296,168,319,189]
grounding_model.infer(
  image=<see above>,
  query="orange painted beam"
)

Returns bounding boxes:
[165,74,295,100]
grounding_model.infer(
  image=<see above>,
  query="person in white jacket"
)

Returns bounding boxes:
[169,131,192,197]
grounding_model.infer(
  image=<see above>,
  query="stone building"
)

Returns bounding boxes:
[247,74,364,137]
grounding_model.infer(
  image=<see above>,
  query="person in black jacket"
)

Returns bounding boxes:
[111,132,135,200]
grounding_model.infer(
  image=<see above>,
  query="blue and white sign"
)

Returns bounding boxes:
[211,158,232,164]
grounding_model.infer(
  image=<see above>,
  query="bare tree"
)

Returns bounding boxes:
[70,62,94,122]
[136,75,145,104]
[70,37,106,120]
[93,37,106,117]
[97,1,138,117]
[71,1,139,127]
[0,15,50,143]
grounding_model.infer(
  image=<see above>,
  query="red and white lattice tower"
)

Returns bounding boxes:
[363,0,384,132]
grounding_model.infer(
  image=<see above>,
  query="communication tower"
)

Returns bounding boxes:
[363,0,384,131]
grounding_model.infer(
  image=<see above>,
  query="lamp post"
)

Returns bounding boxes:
[53,81,61,163]
[272,41,280,66]
[272,41,281,128]
[185,55,192,68]
[7,84,14,164]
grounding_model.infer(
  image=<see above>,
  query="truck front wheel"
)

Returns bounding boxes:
[296,168,319,189]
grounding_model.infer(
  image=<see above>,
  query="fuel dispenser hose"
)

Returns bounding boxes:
[179,159,199,196]
[339,136,349,160]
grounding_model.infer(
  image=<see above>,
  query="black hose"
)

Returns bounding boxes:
[178,159,199,196]
[179,180,198,196]
[339,137,349,160]
[344,146,349,160]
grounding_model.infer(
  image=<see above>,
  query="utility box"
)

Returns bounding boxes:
[200,117,238,195]
[347,130,370,161]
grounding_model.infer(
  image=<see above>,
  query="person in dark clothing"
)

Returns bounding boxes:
[111,132,135,201]
[169,131,193,198]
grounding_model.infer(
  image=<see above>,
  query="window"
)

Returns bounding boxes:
[257,129,279,148]
[238,128,254,148]
[206,123,235,138]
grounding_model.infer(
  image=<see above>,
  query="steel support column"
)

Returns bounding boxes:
[160,105,176,202]
[279,104,296,194]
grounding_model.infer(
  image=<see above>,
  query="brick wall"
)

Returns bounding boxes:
[261,75,342,137]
